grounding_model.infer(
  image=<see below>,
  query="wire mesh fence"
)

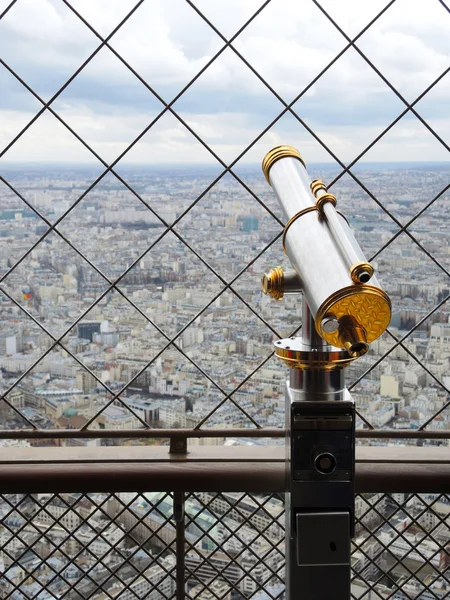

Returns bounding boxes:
[1,490,449,599]
[0,0,449,442]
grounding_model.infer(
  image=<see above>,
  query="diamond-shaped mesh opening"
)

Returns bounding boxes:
[232,0,348,105]
[50,46,166,165]
[1,0,449,444]
[0,0,100,100]
[355,0,450,102]
[350,116,450,225]
[56,172,167,281]
[175,173,282,282]
[118,231,223,339]
[1,229,110,338]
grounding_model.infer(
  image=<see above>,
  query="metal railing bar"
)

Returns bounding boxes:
[1,459,450,494]
[2,427,450,440]
[0,427,284,440]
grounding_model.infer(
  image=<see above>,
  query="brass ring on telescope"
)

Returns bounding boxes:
[262,145,305,184]
[282,206,318,255]
[316,193,337,214]
[350,261,374,284]
[261,266,284,300]
[310,179,327,197]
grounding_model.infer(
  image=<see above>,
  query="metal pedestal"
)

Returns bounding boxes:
[284,305,355,600]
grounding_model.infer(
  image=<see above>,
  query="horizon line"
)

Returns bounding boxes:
[2,160,450,168]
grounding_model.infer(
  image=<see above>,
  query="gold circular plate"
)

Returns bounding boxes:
[316,285,391,348]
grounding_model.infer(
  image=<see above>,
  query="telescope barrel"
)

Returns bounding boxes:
[262,146,391,355]
[313,186,373,284]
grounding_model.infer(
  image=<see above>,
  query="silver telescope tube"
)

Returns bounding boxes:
[313,186,372,283]
[262,146,391,355]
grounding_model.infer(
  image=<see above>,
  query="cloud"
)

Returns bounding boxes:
[0,0,449,164]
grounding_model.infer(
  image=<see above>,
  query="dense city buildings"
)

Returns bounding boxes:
[0,163,448,442]
[0,162,449,599]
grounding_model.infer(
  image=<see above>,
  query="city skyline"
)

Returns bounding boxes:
[0,162,448,443]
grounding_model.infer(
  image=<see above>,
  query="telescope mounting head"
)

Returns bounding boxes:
[261,145,391,366]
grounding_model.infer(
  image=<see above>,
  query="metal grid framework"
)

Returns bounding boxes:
[1,490,450,600]
[0,0,449,438]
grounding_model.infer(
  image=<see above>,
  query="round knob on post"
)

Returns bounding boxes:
[262,266,284,300]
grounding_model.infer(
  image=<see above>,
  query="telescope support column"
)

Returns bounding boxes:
[285,302,355,600]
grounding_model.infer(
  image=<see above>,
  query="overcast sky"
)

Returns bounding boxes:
[1,0,449,164]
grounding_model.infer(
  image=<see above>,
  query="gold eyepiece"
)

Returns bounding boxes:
[338,315,369,358]
[350,261,374,284]
[261,266,284,300]
[262,146,305,185]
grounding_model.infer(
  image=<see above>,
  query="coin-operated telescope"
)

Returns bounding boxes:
[261,146,391,600]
